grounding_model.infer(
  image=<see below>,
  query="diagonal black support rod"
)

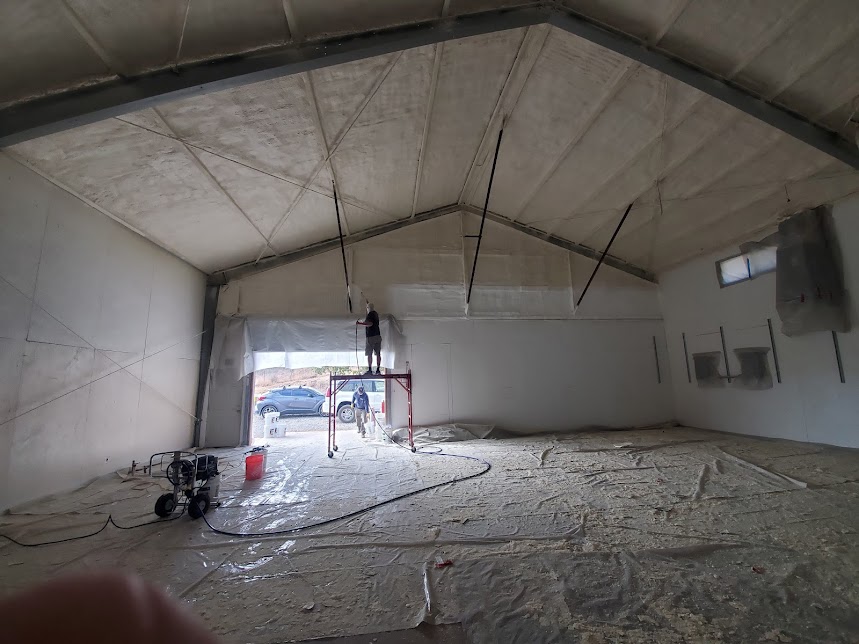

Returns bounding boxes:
[466,125,504,305]
[575,200,635,307]
[332,182,352,313]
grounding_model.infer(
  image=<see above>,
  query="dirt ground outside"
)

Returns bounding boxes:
[252,413,329,435]
[253,366,365,398]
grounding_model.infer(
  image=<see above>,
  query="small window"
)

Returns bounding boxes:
[716,246,777,287]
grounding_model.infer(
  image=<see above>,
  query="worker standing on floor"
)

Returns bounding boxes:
[352,385,370,438]
[356,301,382,375]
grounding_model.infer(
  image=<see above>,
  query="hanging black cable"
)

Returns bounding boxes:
[466,124,505,305]
[575,200,635,307]
[333,181,352,313]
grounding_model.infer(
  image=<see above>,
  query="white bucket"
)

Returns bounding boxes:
[263,411,280,437]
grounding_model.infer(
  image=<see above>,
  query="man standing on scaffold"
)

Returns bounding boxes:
[356,302,382,375]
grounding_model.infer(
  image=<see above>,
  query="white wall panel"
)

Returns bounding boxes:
[147,258,206,359]
[30,195,110,346]
[0,154,205,509]
[401,319,672,432]
[84,353,141,473]
[0,159,49,297]
[7,383,93,505]
[0,280,32,341]
[659,194,859,448]
[0,338,24,424]
[95,227,154,354]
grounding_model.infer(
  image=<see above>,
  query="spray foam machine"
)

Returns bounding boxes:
[149,451,220,519]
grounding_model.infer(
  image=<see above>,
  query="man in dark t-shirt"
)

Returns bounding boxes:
[356,302,382,375]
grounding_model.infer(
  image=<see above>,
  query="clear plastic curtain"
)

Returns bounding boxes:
[211,315,405,380]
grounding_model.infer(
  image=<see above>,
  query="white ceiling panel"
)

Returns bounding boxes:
[4,2,858,279]
[562,0,685,42]
[195,149,303,240]
[179,0,290,61]
[466,29,630,216]
[523,67,668,224]
[659,116,784,200]
[732,0,859,101]
[658,0,809,77]
[62,0,186,74]
[309,55,400,149]
[416,30,525,213]
[10,119,266,272]
[328,46,435,218]
[269,189,342,256]
[289,0,444,39]
[156,76,326,184]
[0,1,112,106]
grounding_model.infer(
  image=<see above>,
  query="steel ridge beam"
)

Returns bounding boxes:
[210,204,463,285]
[0,5,549,146]
[546,9,859,170]
[461,205,657,283]
[1,3,857,168]
[216,202,656,287]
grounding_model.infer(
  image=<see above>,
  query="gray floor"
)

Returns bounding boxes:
[2,426,858,643]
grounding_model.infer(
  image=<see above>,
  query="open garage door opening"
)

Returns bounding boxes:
[251,364,387,446]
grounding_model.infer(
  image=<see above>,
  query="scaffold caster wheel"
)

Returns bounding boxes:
[328,451,333,458]
[333,445,338,451]
[411,446,417,453]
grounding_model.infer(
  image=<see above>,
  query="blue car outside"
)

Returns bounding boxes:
[255,386,325,416]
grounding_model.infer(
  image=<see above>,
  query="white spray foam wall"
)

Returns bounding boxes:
[659,193,859,448]
[0,155,205,509]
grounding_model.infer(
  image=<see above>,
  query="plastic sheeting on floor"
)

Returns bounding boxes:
[1,427,858,643]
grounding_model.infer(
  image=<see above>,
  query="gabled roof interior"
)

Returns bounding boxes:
[2,1,858,276]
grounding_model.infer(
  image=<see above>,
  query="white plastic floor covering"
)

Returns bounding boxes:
[1,426,858,643]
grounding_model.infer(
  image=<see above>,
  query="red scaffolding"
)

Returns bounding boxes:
[327,371,413,457]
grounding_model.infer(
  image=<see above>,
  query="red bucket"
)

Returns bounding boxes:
[245,453,265,480]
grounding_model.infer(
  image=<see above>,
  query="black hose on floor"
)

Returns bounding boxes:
[200,451,490,538]
[0,510,186,547]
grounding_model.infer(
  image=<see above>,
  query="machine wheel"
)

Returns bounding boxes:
[188,493,211,519]
[327,451,333,458]
[154,493,176,517]
[338,404,355,423]
[411,446,417,453]
[333,445,338,451]
[260,405,278,416]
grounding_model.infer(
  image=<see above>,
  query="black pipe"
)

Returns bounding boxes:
[652,336,661,384]
[719,325,732,383]
[575,201,634,307]
[682,332,692,383]
[832,330,845,383]
[467,125,504,305]
[766,318,781,384]
[333,182,352,313]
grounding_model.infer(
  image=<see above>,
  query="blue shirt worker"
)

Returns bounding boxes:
[356,302,382,375]
[352,385,371,437]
